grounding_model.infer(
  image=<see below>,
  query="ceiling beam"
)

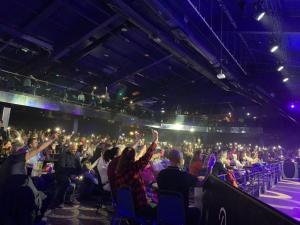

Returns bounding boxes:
[0,0,59,53]
[54,14,125,61]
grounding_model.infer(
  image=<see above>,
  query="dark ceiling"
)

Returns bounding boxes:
[0,0,299,122]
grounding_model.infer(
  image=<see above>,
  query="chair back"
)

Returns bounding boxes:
[116,187,136,219]
[157,191,185,225]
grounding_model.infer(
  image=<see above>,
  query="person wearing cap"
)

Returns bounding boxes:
[157,149,216,225]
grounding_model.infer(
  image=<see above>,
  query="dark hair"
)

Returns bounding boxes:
[116,147,135,175]
[190,150,202,163]
[27,136,37,146]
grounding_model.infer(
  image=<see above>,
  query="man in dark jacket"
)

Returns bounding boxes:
[52,144,81,207]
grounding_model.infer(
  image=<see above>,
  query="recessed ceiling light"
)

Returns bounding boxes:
[283,77,289,83]
[277,65,284,71]
[256,11,265,21]
[270,45,279,53]
[21,48,29,53]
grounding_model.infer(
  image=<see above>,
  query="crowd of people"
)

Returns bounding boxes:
[0,120,295,225]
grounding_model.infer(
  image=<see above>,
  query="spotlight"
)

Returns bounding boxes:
[256,11,265,21]
[93,86,97,90]
[283,77,289,83]
[130,100,133,104]
[217,70,226,79]
[246,112,251,116]
[277,66,284,71]
[270,45,279,53]
[290,104,295,109]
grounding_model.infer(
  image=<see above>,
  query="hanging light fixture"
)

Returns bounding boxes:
[256,11,266,21]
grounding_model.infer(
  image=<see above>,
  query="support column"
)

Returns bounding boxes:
[1,107,11,129]
[73,118,78,133]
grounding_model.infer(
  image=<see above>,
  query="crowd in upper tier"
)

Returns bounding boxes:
[0,121,297,225]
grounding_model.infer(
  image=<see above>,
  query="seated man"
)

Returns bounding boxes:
[52,143,81,207]
[157,149,215,225]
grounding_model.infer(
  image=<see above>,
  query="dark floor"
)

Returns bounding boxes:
[45,202,113,225]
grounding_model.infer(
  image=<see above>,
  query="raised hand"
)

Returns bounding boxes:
[152,130,158,143]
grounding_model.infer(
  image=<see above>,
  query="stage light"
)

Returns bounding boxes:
[129,131,134,136]
[161,108,165,113]
[55,127,61,132]
[246,112,251,116]
[121,27,128,32]
[290,104,295,109]
[283,77,289,83]
[270,45,279,53]
[130,100,133,104]
[173,123,184,130]
[144,53,150,57]
[277,65,284,71]
[93,86,97,90]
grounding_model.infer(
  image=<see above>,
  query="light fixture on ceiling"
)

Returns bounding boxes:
[21,47,29,53]
[283,77,289,83]
[121,27,128,32]
[256,11,266,21]
[217,69,226,79]
[270,45,279,53]
[277,65,284,72]
[144,53,150,57]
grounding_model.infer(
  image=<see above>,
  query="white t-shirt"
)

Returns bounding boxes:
[97,157,110,191]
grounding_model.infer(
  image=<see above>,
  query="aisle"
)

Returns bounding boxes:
[45,203,113,225]
[259,179,300,222]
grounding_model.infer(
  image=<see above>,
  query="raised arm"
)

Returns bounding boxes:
[132,130,158,171]
[25,133,58,161]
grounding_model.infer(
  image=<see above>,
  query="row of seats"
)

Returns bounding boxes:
[113,187,186,225]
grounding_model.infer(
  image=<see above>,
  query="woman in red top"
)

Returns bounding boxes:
[115,130,158,216]
[189,150,203,176]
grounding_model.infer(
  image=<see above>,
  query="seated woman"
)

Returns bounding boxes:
[114,130,159,218]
